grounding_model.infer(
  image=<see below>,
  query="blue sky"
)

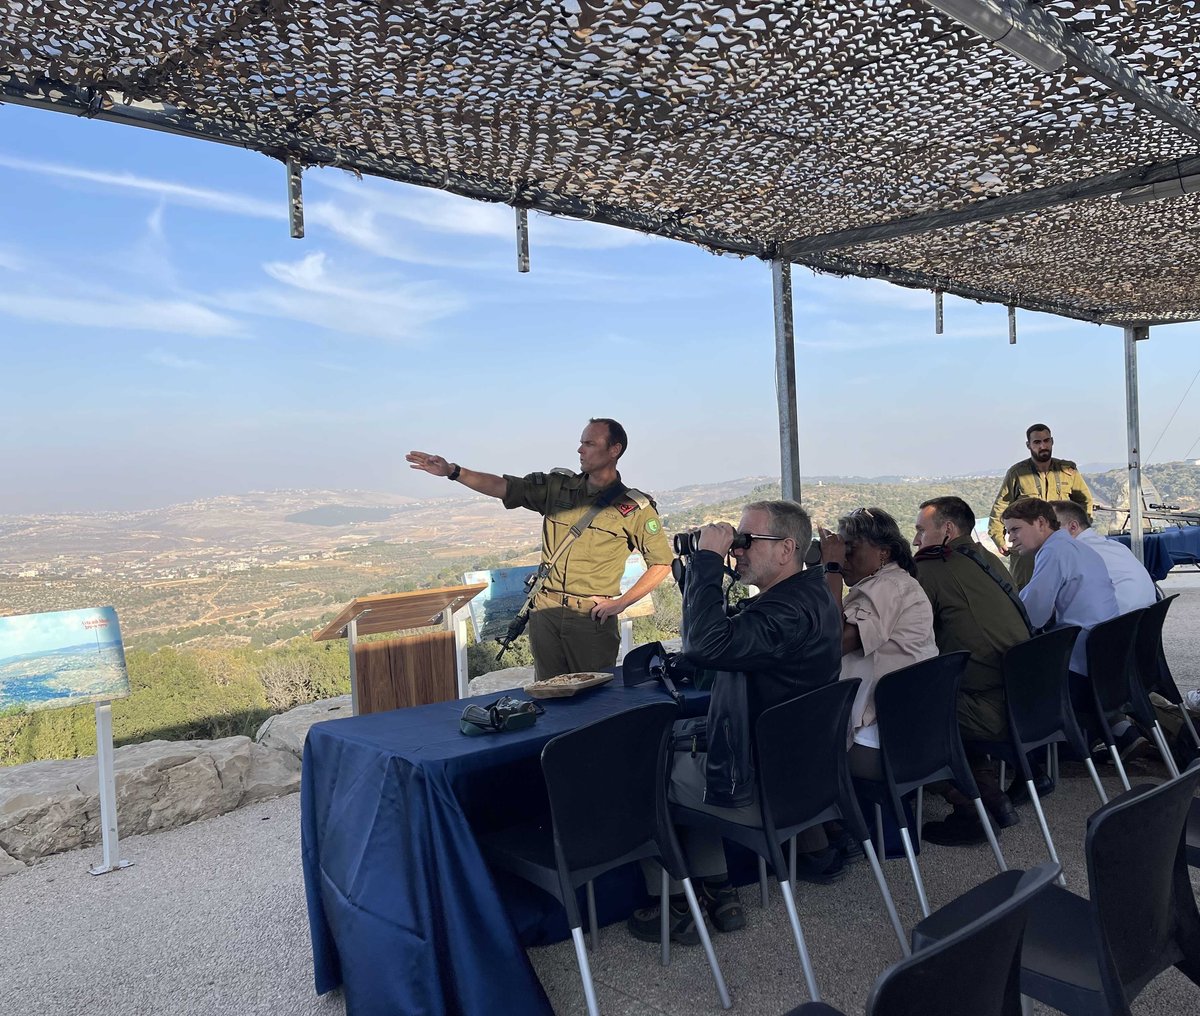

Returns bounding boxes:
[2,102,1200,515]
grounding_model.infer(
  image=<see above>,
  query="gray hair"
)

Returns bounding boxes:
[745,500,812,547]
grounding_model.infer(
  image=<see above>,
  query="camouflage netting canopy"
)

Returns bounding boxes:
[3,0,1199,324]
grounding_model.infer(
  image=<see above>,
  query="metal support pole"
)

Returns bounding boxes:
[516,207,530,273]
[447,605,470,698]
[89,701,132,875]
[346,616,360,716]
[1008,305,1017,344]
[1125,325,1149,564]
[934,289,943,334]
[772,260,801,503]
[287,157,304,239]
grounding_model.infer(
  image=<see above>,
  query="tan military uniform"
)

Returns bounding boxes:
[988,456,1093,589]
[503,469,672,681]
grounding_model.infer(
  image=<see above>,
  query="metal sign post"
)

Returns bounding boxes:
[89,700,132,875]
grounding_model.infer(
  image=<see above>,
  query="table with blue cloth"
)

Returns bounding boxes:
[1110,525,1200,581]
[301,679,708,1016]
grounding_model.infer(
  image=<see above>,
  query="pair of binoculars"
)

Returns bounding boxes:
[459,695,545,736]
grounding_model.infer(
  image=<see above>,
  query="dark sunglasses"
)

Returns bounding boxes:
[460,695,545,736]
[731,531,787,549]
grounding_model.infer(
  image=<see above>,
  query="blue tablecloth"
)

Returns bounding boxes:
[1110,526,1200,581]
[301,679,707,1016]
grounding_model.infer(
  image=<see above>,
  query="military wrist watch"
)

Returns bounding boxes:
[447,463,461,481]
[823,561,842,575]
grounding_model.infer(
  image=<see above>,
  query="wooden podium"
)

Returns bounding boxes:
[313,584,486,715]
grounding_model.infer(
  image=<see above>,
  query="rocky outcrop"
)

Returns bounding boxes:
[0,736,299,873]
[254,695,352,760]
[467,666,536,696]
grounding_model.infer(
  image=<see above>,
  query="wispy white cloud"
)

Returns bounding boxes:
[216,251,463,341]
[0,245,22,271]
[147,348,208,370]
[0,153,283,220]
[0,290,247,337]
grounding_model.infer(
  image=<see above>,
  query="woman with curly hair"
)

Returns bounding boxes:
[819,507,936,781]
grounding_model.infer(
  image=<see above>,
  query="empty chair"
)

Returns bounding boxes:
[1133,593,1200,760]
[868,652,1006,918]
[671,679,909,1005]
[782,862,1061,1016]
[481,700,730,1016]
[1083,609,1150,790]
[965,626,1099,880]
[1019,769,1200,1014]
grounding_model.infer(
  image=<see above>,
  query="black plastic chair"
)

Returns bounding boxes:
[1084,608,1150,791]
[1133,593,1197,769]
[481,700,731,1016]
[1018,768,1200,1014]
[671,679,909,1006]
[965,626,1098,882]
[782,862,1061,1016]
[868,652,1006,918]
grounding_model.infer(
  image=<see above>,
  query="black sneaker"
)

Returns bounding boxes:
[922,809,991,846]
[698,879,746,933]
[626,896,705,945]
[827,827,866,863]
[791,846,846,885]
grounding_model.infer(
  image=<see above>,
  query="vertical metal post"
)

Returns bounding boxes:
[1008,305,1017,345]
[1125,325,1149,563]
[89,701,131,875]
[346,617,360,716]
[287,157,304,239]
[934,290,943,334]
[447,605,470,698]
[772,260,801,503]
[516,207,530,273]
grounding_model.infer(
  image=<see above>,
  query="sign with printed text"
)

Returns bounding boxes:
[0,606,131,715]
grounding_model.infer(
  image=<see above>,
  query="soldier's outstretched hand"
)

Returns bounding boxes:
[406,451,452,478]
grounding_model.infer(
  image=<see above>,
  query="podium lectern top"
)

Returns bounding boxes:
[312,583,487,641]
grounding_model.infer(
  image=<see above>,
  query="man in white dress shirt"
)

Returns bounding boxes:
[1050,500,1157,613]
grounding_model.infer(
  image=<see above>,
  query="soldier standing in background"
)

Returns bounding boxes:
[406,418,673,680]
[988,424,1093,589]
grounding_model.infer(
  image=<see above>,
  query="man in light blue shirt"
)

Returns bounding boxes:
[1049,500,1157,614]
[1001,497,1119,677]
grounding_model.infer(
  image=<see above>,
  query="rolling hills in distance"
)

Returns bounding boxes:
[1,463,1196,652]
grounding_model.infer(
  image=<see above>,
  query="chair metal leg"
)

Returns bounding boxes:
[1050,743,1059,784]
[1178,704,1200,750]
[875,802,885,860]
[659,868,670,967]
[586,880,598,951]
[570,926,601,1016]
[681,878,732,1010]
[999,759,1006,790]
[862,839,909,956]
[915,787,924,841]
[758,856,769,906]
[972,797,1007,873]
[1026,782,1066,887]
[898,825,930,917]
[1020,992,1034,1016]
[1084,757,1109,805]
[1151,721,1181,777]
[779,879,821,1002]
[788,836,796,885]
[1108,743,1133,791]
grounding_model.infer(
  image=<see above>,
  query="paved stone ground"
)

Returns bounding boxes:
[2,574,1199,1016]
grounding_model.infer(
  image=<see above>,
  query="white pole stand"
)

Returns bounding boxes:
[89,701,132,876]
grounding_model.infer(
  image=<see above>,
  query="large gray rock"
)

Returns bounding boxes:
[254,695,352,759]
[0,736,300,872]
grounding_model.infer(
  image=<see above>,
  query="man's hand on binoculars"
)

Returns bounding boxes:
[697,522,736,555]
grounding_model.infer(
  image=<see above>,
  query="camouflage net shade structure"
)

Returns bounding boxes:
[3,0,1200,325]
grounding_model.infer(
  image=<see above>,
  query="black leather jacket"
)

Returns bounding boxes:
[682,551,842,807]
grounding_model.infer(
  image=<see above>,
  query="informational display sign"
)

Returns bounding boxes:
[0,606,131,715]
[464,553,654,641]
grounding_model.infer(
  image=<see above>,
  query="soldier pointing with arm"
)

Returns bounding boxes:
[406,418,673,681]
[988,423,1093,590]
